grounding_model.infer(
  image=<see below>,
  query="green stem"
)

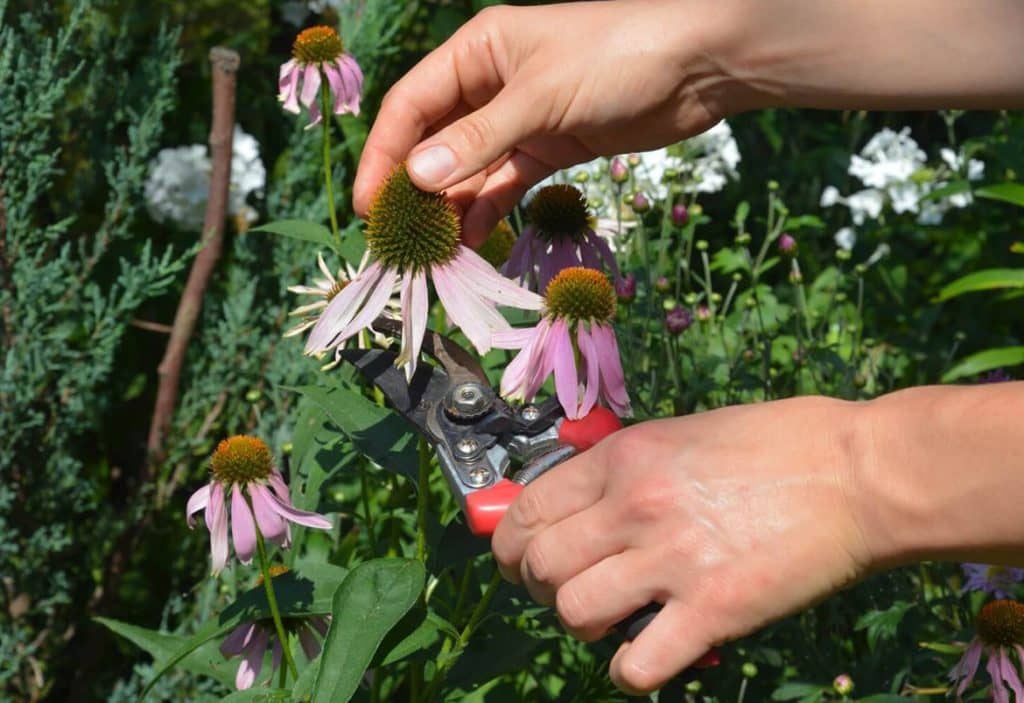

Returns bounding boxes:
[422,571,502,702]
[254,512,299,683]
[360,466,375,545]
[415,438,431,563]
[320,84,341,249]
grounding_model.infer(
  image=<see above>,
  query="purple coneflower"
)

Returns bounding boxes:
[494,267,631,420]
[963,564,1024,599]
[504,185,620,291]
[221,571,330,689]
[304,165,543,378]
[186,436,332,575]
[950,599,1024,703]
[279,26,362,127]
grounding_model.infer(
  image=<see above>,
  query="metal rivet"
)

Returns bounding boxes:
[446,382,491,419]
[467,466,491,487]
[455,437,480,458]
[521,406,540,422]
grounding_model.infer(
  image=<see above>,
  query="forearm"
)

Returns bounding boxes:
[713,0,1024,111]
[853,383,1024,569]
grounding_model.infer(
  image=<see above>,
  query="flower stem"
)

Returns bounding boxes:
[422,571,502,702]
[320,84,341,250]
[415,438,431,563]
[254,517,299,683]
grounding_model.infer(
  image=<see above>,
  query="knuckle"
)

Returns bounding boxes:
[523,538,553,585]
[622,479,676,523]
[510,485,544,528]
[453,113,495,155]
[555,583,590,632]
[472,4,510,26]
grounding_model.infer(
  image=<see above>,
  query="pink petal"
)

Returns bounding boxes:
[250,484,288,545]
[269,470,290,501]
[279,60,301,113]
[336,55,363,115]
[524,316,558,400]
[230,485,257,565]
[539,240,581,292]
[236,627,268,690]
[451,246,544,310]
[209,483,229,575]
[492,326,537,350]
[300,64,321,110]
[395,270,428,379]
[591,323,632,417]
[220,622,257,658]
[502,225,535,280]
[432,262,509,354]
[953,639,983,694]
[186,483,211,528]
[299,624,322,660]
[585,228,621,279]
[265,489,333,530]
[499,324,544,399]
[305,262,384,353]
[550,318,581,418]
[323,62,345,114]
[330,265,398,348]
[575,323,601,418]
[988,650,1011,703]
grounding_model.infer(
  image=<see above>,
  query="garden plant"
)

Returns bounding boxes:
[4,1,1024,702]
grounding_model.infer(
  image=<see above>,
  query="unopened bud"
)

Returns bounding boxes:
[741,662,759,678]
[609,157,629,184]
[683,292,699,306]
[696,304,712,322]
[778,233,797,256]
[664,305,693,334]
[767,179,780,192]
[854,263,868,276]
[833,674,854,696]
[655,276,672,293]
[709,292,722,304]
[661,298,678,312]
[671,203,689,227]
[573,170,589,184]
[689,203,704,216]
[627,153,641,167]
[735,232,752,246]
[663,167,679,181]
[695,239,708,252]
[615,273,636,303]
[630,192,651,213]
[836,249,852,262]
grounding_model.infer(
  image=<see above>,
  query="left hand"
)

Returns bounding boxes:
[492,396,873,693]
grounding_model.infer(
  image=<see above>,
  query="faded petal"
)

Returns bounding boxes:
[591,323,631,417]
[433,261,509,354]
[265,488,333,530]
[236,627,269,690]
[209,483,229,575]
[250,484,288,546]
[300,64,321,109]
[951,639,982,694]
[186,483,211,529]
[279,60,301,113]
[305,262,384,353]
[492,326,537,350]
[299,623,322,660]
[550,318,580,418]
[575,323,601,418]
[220,622,257,658]
[395,270,428,379]
[335,55,363,115]
[230,484,257,565]
[451,245,544,310]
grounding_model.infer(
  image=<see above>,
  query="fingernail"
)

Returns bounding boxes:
[408,144,456,185]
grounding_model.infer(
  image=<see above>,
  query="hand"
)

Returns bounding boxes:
[354,0,753,245]
[492,396,873,693]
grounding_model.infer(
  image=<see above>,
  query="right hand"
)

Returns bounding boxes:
[353,0,758,245]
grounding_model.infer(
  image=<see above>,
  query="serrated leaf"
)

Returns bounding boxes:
[288,385,418,484]
[250,219,337,252]
[934,267,1024,301]
[976,182,1024,208]
[942,346,1024,383]
[312,558,426,703]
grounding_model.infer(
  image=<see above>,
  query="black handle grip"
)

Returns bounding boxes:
[614,602,661,641]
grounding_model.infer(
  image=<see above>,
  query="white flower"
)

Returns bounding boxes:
[834,227,857,251]
[676,120,741,194]
[145,125,265,231]
[849,127,927,189]
[821,186,885,225]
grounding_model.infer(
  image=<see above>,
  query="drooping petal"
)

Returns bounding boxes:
[502,225,535,280]
[300,64,322,110]
[951,639,983,694]
[550,318,581,418]
[271,640,283,680]
[499,324,544,400]
[230,484,257,565]
[265,489,333,530]
[323,62,346,116]
[575,323,601,418]
[336,55,363,115]
[209,483,229,575]
[186,483,211,528]
[450,245,545,310]
[279,61,301,113]
[305,262,384,353]
[998,648,1024,703]
[433,261,509,354]
[220,622,257,658]
[236,627,269,690]
[311,615,331,637]
[585,228,622,280]
[330,266,399,348]
[250,484,288,546]
[395,270,429,379]
[268,470,291,502]
[988,649,1012,703]
[492,326,538,350]
[591,323,632,417]
[299,623,322,660]
[523,316,558,400]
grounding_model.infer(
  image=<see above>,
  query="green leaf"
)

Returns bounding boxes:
[221,690,291,703]
[782,214,825,230]
[921,179,970,203]
[771,683,824,701]
[934,267,1024,301]
[373,607,441,666]
[336,220,367,266]
[288,385,418,484]
[942,346,1024,383]
[291,658,321,702]
[137,564,347,698]
[251,219,336,251]
[854,600,914,651]
[857,696,914,702]
[975,182,1024,207]
[312,558,426,703]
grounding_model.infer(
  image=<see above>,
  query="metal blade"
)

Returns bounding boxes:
[371,317,489,387]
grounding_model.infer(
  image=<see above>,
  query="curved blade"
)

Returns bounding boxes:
[371,316,488,387]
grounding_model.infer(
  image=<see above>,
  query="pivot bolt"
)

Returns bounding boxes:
[521,406,540,422]
[454,437,480,459]
[446,382,491,419]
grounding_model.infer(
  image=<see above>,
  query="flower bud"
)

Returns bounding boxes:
[767,179,780,192]
[573,170,590,184]
[609,157,629,184]
[854,263,868,276]
[695,239,709,252]
[664,305,693,334]
[630,192,651,213]
[709,292,722,305]
[788,260,803,284]
[696,304,712,322]
[615,273,637,303]
[671,203,688,227]
[663,167,679,181]
[735,232,752,246]
[661,297,678,312]
[690,203,704,216]
[741,662,759,678]
[655,276,672,293]
[836,249,852,262]
[683,293,699,306]
[778,233,797,257]
[833,674,854,696]
[627,153,641,167]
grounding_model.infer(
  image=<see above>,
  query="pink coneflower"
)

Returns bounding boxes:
[304,165,543,378]
[220,573,330,689]
[504,185,620,291]
[186,436,332,575]
[962,564,1024,599]
[279,26,362,127]
[494,267,631,420]
[950,599,1024,703]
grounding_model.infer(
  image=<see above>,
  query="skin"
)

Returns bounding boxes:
[353,0,1024,693]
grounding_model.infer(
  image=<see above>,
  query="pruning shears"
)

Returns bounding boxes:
[340,318,719,663]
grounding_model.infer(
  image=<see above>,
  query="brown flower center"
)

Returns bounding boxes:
[293,26,344,64]
[545,267,616,322]
[210,435,273,485]
[528,185,590,242]
[976,599,1024,647]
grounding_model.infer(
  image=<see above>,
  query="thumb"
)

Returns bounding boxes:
[406,82,545,192]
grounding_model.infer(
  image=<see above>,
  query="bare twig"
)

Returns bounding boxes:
[129,318,173,334]
[146,47,239,464]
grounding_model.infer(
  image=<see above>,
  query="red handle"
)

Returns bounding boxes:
[558,406,623,451]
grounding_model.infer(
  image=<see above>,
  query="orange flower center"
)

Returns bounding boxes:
[976,599,1024,647]
[210,435,273,485]
[545,267,616,322]
[293,26,344,64]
